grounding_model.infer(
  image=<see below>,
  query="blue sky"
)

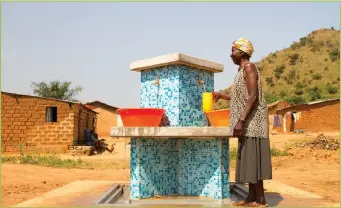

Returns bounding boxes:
[2,2,340,108]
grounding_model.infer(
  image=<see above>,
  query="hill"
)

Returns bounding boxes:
[215,28,340,109]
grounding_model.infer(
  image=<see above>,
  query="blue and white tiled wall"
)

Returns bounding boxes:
[130,138,178,198]
[140,65,214,127]
[131,64,229,200]
[178,139,229,199]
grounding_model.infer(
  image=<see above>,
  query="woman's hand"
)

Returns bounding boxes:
[233,119,245,137]
[212,91,221,102]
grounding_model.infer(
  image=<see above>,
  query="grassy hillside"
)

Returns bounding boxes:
[215,28,340,109]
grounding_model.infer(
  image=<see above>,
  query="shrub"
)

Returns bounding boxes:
[264,92,278,104]
[295,82,305,89]
[299,37,313,46]
[266,77,275,87]
[329,48,340,62]
[308,86,322,101]
[1,154,88,169]
[290,42,300,50]
[294,82,304,95]
[326,84,338,94]
[270,147,289,156]
[285,96,306,105]
[274,64,285,79]
[294,89,304,95]
[289,53,299,65]
[311,73,322,80]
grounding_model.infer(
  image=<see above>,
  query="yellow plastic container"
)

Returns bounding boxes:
[202,92,213,113]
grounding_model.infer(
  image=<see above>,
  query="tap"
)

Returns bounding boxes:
[153,76,159,85]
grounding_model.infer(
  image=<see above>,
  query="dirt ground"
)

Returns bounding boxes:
[1,132,340,207]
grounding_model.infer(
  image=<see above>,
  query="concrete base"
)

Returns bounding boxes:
[130,197,232,205]
[14,180,129,207]
[15,180,339,207]
[110,127,231,139]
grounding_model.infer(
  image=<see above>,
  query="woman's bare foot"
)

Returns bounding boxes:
[232,195,256,207]
[244,197,268,207]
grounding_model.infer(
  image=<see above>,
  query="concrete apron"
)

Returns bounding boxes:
[15,180,339,207]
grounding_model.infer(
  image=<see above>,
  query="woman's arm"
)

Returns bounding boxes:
[212,91,231,102]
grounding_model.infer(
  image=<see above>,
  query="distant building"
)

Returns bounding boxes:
[267,100,292,133]
[1,92,98,153]
[268,100,292,115]
[85,101,119,137]
[276,98,340,133]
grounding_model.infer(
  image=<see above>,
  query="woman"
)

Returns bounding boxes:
[213,38,272,207]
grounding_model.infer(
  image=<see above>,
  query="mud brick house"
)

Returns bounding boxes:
[268,100,292,115]
[276,98,340,133]
[1,92,98,153]
[85,101,118,137]
[267,100,292,133]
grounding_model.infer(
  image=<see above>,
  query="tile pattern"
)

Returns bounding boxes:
[131,64,229,200]
[179,139,229,199]
[140,66,180,126]
[130,138,179,198]
[179,67,214,126]
[221,138,230,198]
[140,65,214,126]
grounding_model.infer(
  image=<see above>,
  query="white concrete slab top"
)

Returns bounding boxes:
[110,127,232,138]
[130,53,224,73]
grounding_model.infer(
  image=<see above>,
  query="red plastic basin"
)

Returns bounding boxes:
[117,108,166,127]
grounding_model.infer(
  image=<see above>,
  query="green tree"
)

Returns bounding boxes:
[31,80,83,102]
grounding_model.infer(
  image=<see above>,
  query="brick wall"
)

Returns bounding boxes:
[73,105,97,144]
[294,101,339,132]
[279,100,340,133]
[1,93,97,153]
[92,105,117,137]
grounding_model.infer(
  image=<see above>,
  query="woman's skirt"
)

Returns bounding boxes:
[235,137,273,184]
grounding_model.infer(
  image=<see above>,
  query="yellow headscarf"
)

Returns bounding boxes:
[233,38,254,57]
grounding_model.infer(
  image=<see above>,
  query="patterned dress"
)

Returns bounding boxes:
[229,65,272,184]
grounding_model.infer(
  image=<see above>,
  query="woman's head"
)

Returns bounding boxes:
[230,38,254,65]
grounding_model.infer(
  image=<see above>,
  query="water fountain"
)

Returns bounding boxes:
[107,53,244,205]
